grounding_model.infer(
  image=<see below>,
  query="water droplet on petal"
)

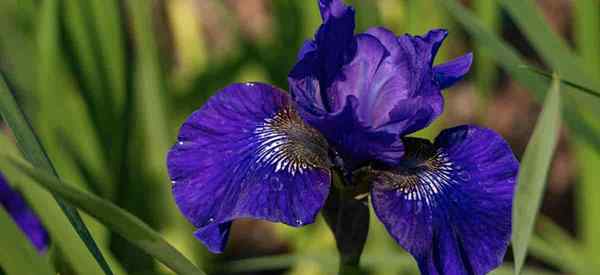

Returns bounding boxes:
[295,219,304,225]
[208,218,215,223]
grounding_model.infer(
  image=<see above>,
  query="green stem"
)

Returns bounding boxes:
[338,262,363,275]
[323,171,369,275]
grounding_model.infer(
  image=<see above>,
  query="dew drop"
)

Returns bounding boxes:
[171,180,177,184]
[295,219,304,225]
[208,218,215,223]
[178,141,184,145]
[274,182,283,191]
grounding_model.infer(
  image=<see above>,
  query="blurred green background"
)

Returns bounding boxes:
[0,0,599,275]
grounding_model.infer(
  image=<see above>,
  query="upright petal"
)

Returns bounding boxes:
[307,95,405,172]
[167,83,332,253]
[0,173,49,253]
[314,0,356,91]
[371,126,518,275]
[318,0,349,21]
[433,53,473,90]
[289,0,356,113]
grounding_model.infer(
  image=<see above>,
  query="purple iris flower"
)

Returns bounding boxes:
[167,0,518,274]
[289,0,473,171]
[0,172,50,253]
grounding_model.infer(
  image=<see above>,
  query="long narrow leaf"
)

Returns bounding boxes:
[521,66,600,99]
[438,0,600,155]
[499,0,600,93]
[512,76,561,275]
[0,207,55,275]
[7,159,207,275]
[574,0,600,269]
[0,72,112,274]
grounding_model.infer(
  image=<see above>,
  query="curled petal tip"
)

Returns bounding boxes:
[434,52,473,89]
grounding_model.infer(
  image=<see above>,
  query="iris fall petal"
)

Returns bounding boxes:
[371,125,518,275]
[167,83,332,253]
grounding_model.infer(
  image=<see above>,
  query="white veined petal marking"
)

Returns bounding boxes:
[254,107,330,175]
[376,138,461,207]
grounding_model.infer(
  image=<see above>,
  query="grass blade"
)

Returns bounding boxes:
[0,71,112,274]
[573,0,600,270]
[512,76,561,275]
[0,207,55,275]
[7,159,207,275]
[520,66,600,99]
[498,0,599,93]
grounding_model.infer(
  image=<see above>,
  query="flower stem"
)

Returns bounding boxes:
[323,172,369,275]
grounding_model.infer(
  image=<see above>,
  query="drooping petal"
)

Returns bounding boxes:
[0,173,49,253]
[433,53,473,90]
[371,125,518,275]
[167,83,332,253]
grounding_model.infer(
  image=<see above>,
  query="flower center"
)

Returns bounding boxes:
[375,137,456,205]
[254,107,331,175]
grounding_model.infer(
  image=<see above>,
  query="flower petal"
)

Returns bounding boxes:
[0,172,49,253]
[167,83,332,253]
[433,53,473,90]
[289,0,355,113]
[307,95,405,171]
[318,0,350,21]
[371,125,518,275]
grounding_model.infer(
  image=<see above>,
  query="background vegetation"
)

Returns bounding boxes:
[0,0,599,275]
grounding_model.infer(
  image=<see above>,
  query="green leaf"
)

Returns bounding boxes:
[512,76,561,275]
[520,66,600,99]
[7,159,207,275]
[0,207,55,275]
[573,0,600,269]
[438,0,600,155]
[0,70,112,274]
[498,0,600,93]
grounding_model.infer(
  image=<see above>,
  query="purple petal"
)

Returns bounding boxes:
[371,125,518,275]
[306,95,405,171]
[297,40,317,61]
[0,173,49,253]
[318,0,350,21]
[433,53,473,90]
[289,0,355,113]
[167,83,332,253]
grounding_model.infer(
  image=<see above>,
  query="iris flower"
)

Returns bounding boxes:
[167,0,518,274]
[0,172,49,253]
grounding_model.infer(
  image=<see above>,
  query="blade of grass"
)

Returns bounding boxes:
[498,0,599,93]
[0,70,112,275]
[0,133,111,275]
[0,207,55,275]
[573,0,600,270]
[512,76,561,275]
[118,1,175,272]
[534,216,589,273]
[520,66,600,99]
[438,0,600,156]
[6,159,207,275]
[224,254,558,275]
[473,0,499,104]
